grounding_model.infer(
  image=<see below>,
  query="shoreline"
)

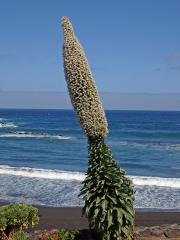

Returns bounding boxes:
[1,204,179,230]
[0,202,180,230]
[1,202,180,213]
[35,207,180,230]
[1,204,180,239]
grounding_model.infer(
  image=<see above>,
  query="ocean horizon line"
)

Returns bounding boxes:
[1,91,180,111]
[0,108,180,112]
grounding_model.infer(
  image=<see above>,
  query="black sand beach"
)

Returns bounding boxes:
[32,207,180,230]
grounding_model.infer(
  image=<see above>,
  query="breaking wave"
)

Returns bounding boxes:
[0,122,17,128]
[0,165,179,188]
[110,140,180,151]
[0,165,84,181]
[131,175,180,188]
[0,132,71,140]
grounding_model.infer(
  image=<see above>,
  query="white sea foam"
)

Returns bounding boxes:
[131,176,180,188]
[0,165,179,188]
[0,122,17,128]
[0,132,71,140]
[0,165,84,181]
[112,140,180,151]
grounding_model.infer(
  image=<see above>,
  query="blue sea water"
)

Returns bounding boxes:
[0,109,180,210]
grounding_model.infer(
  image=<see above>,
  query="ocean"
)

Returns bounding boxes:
[0,109,180,210]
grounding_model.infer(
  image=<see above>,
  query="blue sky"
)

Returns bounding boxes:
[0,0,180,93]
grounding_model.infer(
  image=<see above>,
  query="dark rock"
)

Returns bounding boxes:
[164,229,180,238]
[78,229,100,240]
[137,228,151,237]
[151,228,164,236]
